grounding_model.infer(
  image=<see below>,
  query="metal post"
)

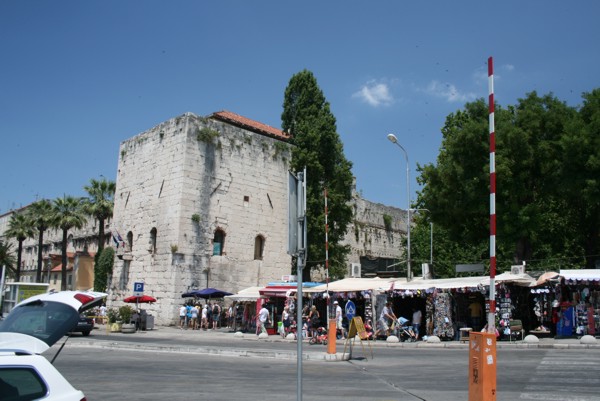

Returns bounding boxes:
[387,134,411,281]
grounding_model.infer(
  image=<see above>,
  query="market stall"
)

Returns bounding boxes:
[224,286,265,333]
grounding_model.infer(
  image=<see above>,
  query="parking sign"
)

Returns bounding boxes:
[133,282,144,296]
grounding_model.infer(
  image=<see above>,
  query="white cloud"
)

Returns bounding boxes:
[424,80,477,103]
[352,80,394,107]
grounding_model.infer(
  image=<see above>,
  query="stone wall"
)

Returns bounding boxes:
[110,113,293,325]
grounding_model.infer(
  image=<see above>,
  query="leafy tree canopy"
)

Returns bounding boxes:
[282,70,354,280]
[413,90,600,275]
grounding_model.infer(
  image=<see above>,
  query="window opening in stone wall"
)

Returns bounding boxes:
[127,231,133,252]
[150,227,157,254]
[254,235,265,260]
[213,229,225,256]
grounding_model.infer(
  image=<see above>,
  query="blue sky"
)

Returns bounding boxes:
[1,1,599,215]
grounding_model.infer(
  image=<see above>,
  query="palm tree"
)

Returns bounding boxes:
[0,240,17,279]
[5,212,35,281]
[83,178,116,256]
[52,196,87,290]
[26,199,54,282]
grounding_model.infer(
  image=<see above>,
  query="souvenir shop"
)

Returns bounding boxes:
[303,277,394,331]
[389,273,535,340]
[259,281,322,335]
[532,270,600,338]
[224,286,264,333]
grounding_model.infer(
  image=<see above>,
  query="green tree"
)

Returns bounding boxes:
[282,70,354,280]
[83,177,116,289]
[5,212,35,281]
[415,91,595,273]
[0,240,17,279]
[94,246,115,292]
[560,89,600,268]
[52,196,87,290]
[26,199,54,282]
[83,177,116,256]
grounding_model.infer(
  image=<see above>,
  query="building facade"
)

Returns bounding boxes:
[1,110,408,325]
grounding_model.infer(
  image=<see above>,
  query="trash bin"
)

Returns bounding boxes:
[146,315,154,330]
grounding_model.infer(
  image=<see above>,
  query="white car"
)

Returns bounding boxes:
[0,290,106,400]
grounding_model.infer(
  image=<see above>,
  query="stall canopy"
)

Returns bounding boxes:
[560,269,600,283]
[224,287,265,302]
[389,272,535,291]
[303,277,396,293]
[259,282,322,297]
[182,287,233,299]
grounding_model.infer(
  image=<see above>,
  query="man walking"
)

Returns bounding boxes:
[257,304,270,335]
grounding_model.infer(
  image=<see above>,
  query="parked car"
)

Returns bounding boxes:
[0,290,106,400]
[70,314,94,336]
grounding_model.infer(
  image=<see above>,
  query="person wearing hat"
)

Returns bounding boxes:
[334,300,345,339]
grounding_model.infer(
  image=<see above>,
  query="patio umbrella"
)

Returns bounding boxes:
[124,295,157,304]
[181,287,233,299]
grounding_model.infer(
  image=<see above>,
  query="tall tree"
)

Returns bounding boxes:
[0,240,17,279]
[415,91,593,273]
[282,70,354,280]
[5,212,35,281]
[83,177,116,257]
[560,89,600,268]
[94,246,115,292]
[26,199,54,282]
[52,196,87,290]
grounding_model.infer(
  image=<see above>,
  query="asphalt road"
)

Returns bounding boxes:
[48,335,600,401]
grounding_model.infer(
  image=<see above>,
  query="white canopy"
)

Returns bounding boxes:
[390,272,535,290]
[224,286,265,302]
[303,277,395,293]
[560,269,600,282]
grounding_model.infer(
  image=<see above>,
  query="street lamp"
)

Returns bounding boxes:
[387,133,412,281]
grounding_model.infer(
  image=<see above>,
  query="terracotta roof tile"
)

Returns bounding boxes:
[211,111,290,140]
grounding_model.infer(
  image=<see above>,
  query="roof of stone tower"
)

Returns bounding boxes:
[211,110,290,141]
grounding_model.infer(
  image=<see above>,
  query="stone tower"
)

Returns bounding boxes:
[109,111,293,324]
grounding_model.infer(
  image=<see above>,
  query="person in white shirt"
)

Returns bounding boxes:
[376,301,397,338]
[179,304,187,329]
[257,304,270,335]
[201,304,208,330]
[334,301,345,339]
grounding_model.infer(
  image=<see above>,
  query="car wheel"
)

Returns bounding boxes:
[82,331,91,337]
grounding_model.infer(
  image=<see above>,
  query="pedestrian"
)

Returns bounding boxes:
[201,304,208,330]
[227,304,234,328]
[412,307,422,340]
[99,303,107,324]
[212,302,221,330]
[334,301,345,339]
[376,301,397,338]
[206,302,213,328]
[309,305,320,338]
[179,304,187,329]
[186,304,193,328]
[190,304,199,330]
[281,306,290,338]
[257,303,270,335]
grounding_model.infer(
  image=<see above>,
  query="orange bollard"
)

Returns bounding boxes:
[468,331,497,401]
[327,319,337,354]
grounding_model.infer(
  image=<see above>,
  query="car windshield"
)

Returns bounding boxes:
[0,300,79,347]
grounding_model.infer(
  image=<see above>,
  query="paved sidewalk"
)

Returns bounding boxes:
[64,323,600,362]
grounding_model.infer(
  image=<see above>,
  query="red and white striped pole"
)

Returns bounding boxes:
[487,56,497,333]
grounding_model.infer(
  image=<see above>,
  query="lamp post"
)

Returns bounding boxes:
[387,133,412,281]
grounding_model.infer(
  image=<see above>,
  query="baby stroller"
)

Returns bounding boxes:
[393,317,417,342]
[309,326,328,345]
